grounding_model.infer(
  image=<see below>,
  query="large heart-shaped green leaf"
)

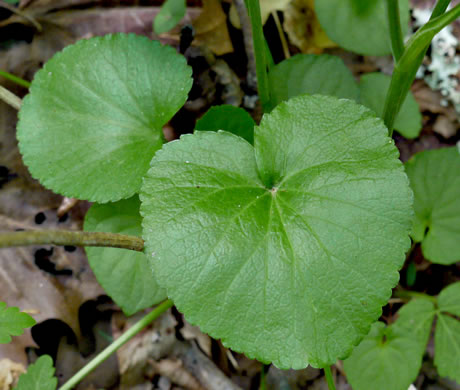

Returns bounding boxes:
[315,0,410,56]
[359,72,422,139]
[17,34,192,202]
[84,197,166,316]
[140,95,413,368]
[405,147,460,265]
[344,299,435,390]
[0,302,36,344]
[267,54,359,109]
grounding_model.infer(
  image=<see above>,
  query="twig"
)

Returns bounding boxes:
[0,230,144,252]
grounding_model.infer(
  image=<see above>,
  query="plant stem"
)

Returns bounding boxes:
[386,0,405,62]
[0,230,144,252]
[0,84,22,110]
[59,299,173,390]
[431,0,451,19]
[394,289,438,304]
[246,0,271,112]
[259,365,267,390]
[271,11,290,59]
[324,366,336,390]
[0,70,31,88]
[382,3,460,136]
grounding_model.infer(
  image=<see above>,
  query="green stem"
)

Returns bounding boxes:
[0,230,144,252]
[386,0,405,61]
[431,0,451,19]
[382,4,460,136]
[0,69,31,88]
[259,365,267,390]
[394,289,438,304]
[59,300,174,390]
[246,0,271,112]
[0,84,21,110]
[324,366,336,390]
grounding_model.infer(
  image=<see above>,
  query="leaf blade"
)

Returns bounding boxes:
[14,355,57,390]
[0,302,36,344]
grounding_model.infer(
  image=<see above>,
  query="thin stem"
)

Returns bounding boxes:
[59,299,174,390]
[386,0,405,61]
[0,230,144,252]
[259,365,267,390]
[431,0,451,19]
[324,366,336,390]
[0,84,21,110]
[0,70,31,88]
[246,0,271,112]
[271,11,290,59]
[394,289,438,304]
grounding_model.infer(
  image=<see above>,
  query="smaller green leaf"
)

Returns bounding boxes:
[315,0,410,56]
[267,54,359,108]
[14,355,57,390]
[154,0,186,35]
[438,282,460,317]
[405,147,460,265]
[0,302,36,344]
[359,73,422,139]
[434,314,460,383]
[195,105,255,144]
[344,299,435,390]
[84,197,166,316]
[18,34,192,202]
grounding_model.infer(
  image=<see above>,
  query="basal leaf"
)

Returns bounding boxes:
[315,0,410,56]
[359,73,422,139]
[344,299,435,390]
[195,105,255,144]
[0,302,36,344]
[18,34,192,202]
[84,197,166,316]
[434,314,460,383]
[267,54,359,109]
[405,147,460,265]
[438,282,460,317]
[140,95,413,368]
[14,355,57,390]
[154,0,186,35]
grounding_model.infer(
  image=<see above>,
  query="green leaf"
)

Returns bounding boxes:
[344,299,435,390]
[438,282,460,317]
[84,197,166,316]
[0,302,36,344]
[14,355,57,390]
[154,0,186,35]
[195,105,255,144]
[267,54,359,109]
[405,147,460,265]
[359,73,422,139]
[17,33,192,202]
[434,314,460,383]
[315,0,410,56]
[140,95,413,368]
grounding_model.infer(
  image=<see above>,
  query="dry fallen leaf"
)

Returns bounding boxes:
[283,0,336,54]
[0,358,25,390]
[192,0,234,55]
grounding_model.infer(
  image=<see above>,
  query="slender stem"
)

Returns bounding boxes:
[59,300,174,390]
[271,11,290,59]
[246,0,271,112]
[0,84,22,110]
[386,0,405,61]
[259,365,267,390]
[394,289,437,304]
[431,0,451,19]
[0,230,144,252]
[324,366,336,390]
[0,70,31,88]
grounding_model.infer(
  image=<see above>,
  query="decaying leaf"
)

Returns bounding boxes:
[283,0,336,53]
[192,0,233,55]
